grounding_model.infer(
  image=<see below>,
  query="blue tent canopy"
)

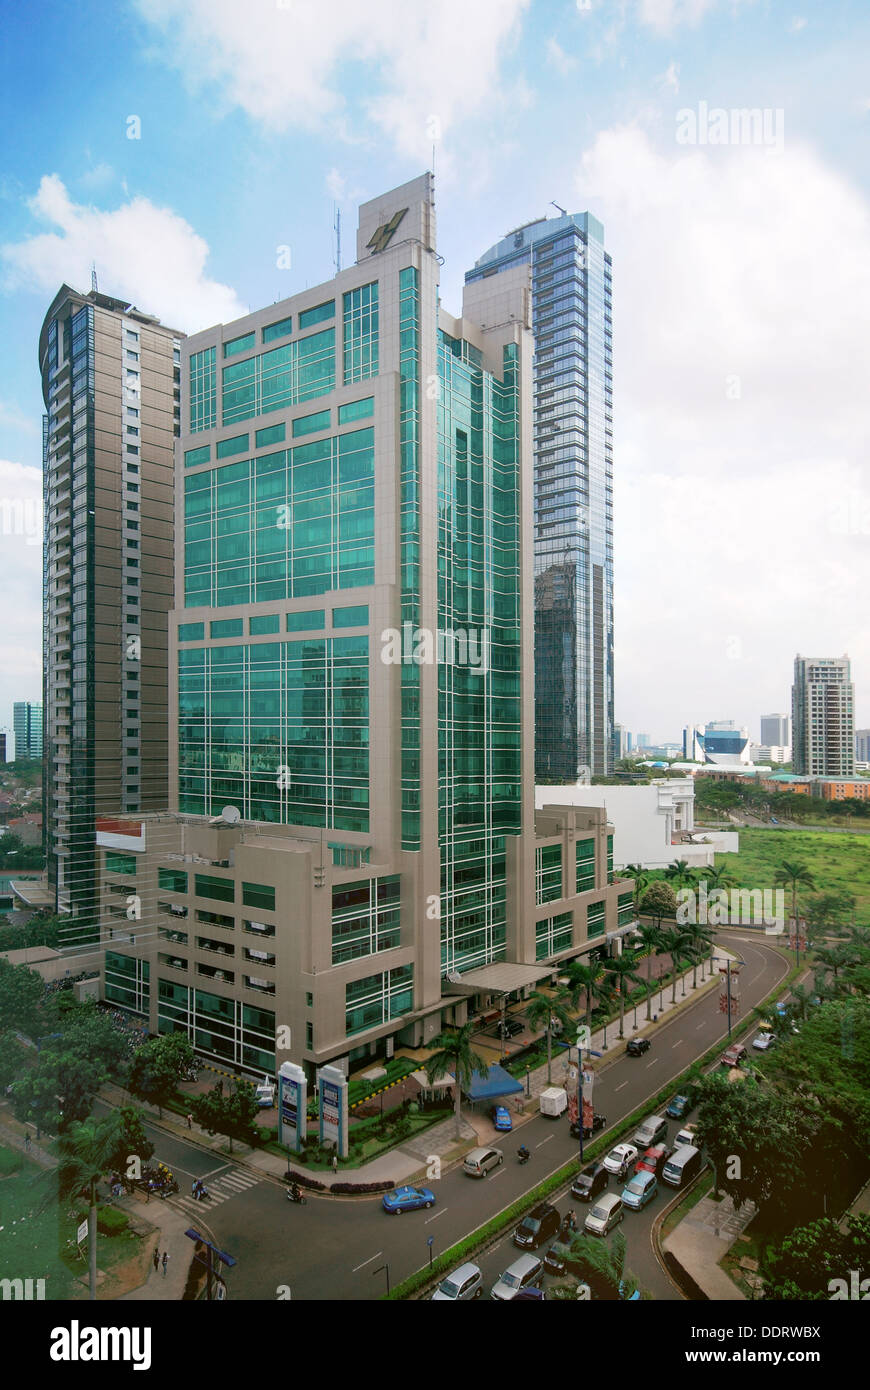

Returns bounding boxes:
[461,1064,524,1101]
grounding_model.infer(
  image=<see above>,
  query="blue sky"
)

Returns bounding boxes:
[1,0,869,748]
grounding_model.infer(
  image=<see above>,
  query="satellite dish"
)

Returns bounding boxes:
[221,805,241,824]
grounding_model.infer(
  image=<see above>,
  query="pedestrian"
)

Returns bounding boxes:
[186,1112,193,1130]
[161,1251,169,1277]
[332,1152,338,1175]
[24,1133,31,1153]
[152,1248,159,1273]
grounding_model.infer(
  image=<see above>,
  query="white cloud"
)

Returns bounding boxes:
[1,175,245,333]
[638,0,717,31]
[574,126,870,732]
[78,161,115,191]
[660,60,680,93]
[133,0,530,162]
[788,16,808,32]
[546,37,578,74]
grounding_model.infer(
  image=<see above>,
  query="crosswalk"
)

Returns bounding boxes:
[170,1165,262,1216]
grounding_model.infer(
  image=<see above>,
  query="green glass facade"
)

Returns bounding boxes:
[178,636,369,829]
[438,332,522,975]
[342,283,378,384]
[332,875,400,965]
[190,347,216,432]
[157,979,275,1071]
[219,329,335,428]
[345,964,413,1037]
[183,426,374,607]
[535,843,563,905]
[536,911,573,961]
[576,837,595,893]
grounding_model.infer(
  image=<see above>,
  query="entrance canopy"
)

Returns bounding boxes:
[462,1064,524,1101]
[444,962,553,995]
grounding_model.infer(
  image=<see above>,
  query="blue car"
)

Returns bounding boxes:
[621,1170,658,1211]
[492,1105,513,1132]
[382,1185,436,1215]
[666,1092,693,1119]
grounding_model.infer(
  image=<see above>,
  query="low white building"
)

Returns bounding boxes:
[535,778,738,870]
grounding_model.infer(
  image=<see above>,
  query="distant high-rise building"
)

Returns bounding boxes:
[792,655,854,777]
[39,284,183,926]
[760,713,789,749]
[0,733,6,763]
[856,729,870,763]
[13,702,42,760]
[635,734,651,749]
[683,721,750,765]
[466,209,613,778]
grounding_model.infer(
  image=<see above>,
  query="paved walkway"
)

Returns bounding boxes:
[0,1116,56,1168]
[663,1193,757,1300]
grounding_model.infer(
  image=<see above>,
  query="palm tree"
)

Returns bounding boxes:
[621,863,650,912]
[665,859,698,893]
[634,922,664,1021]
[813,943,858,993]
[593,974,618,1050]
[57,1112,123,1301]
[657,925,694,1005]
[557,1229,645,1301]
[563,958,603,1036]
[603,955,644,1040]
[683,922,715,988]
[526,988,574,1085]
[773,861,816,957]
[785,983,817,1024]
[703,862,738,892]
[424,1022,490,1139]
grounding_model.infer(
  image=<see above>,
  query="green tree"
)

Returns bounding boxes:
[694,1072,815,1215]
[639,879,677,927]
[563,959,603,1035]
[773,861,816,943]
[657,924,694,1005]
[526,988,573,1085]
[192,1078,260,1153]
[703,862,738,893]
[804,891,856,939]
[763,1214,870,1301]
[424,1022,490,1139]
[560,1230,645,1301]
[633,922,664,1022]
[42,1001,128,1082]
[57,1113,124,1300]
[10,1049,103,1135]
[621,863,650,911]
[128,1032,194,1118]
[0,1030,24,1090]
[0,957,48,1037]
[664,859,697,893]
[682,921,715,988]
[603,955,644,1040]
[108,1105,155,1178]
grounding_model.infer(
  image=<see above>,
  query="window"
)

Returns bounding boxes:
[224,332,256,358]
[286,609,325,631]
[343,283,379,384]
[262,316,293,344]
[255,422,286,448]
[299,300,335,329]
[292,409,331,438]
[210,618,243,638]
[216,433,250,459]
[178,623,204,642]
[576,838,595,894]
[535,844,563,905]
[242,882,275,911]
[126,350,139,363]
[105,851,136,877]
[249,614,280,635]
[190,346,217,432]
[333,605,368,628]
[159,868,188,893]
[195,874,235,904]
[185,445,211,468]
[338,397,374,425]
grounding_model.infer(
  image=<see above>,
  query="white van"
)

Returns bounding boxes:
[662,1145,703,1189]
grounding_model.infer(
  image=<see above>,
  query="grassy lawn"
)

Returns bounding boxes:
[0,1148,78,1299]
[660,1169,714,1241]
[717,828,870,926]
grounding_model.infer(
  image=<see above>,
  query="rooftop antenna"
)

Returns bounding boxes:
[91,262,98,294]
[551,201,567,217]
[334,203,341,276]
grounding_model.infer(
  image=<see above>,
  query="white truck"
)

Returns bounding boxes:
[539,1086,568,1118]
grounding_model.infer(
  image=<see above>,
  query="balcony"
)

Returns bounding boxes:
[159,953,188,972]
[243,919,275,938]
[243,948,276,968]
[158,926,189,946]
[197,962,235,984]
[243,976,276,996]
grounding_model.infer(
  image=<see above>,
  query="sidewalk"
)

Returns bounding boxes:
[662,1192,756,1300]
[0,1116,56,1168]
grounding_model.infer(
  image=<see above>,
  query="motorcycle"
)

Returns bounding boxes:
[570,1112,607,1140]
[517,1148,530,1166]
[191,1182,211,1201]
[286,1186,307,1205]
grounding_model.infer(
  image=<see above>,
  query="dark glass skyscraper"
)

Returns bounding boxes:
[466,212,614,778]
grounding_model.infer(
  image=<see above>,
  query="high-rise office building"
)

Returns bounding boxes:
[466,211,613,780]
[97,177,632,1078]
[856,729,870,763]
[760,713,789,749]
[792,655,854,777]
[13,702,42,760]
[0,733,6,763]
[39,285,182,927]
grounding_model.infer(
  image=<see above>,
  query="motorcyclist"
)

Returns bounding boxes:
[517,1144,530,1161]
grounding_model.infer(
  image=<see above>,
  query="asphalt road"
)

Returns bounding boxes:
[150,931,786,1301]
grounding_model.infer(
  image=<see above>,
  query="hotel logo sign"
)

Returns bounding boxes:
[367,207,407,254]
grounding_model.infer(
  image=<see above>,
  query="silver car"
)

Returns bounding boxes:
[431,1261,483,1301]
[490,1253,543,1301]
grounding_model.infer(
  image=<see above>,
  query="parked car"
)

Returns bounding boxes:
[720,1043,747,1068]
[571,1161,609,1203]
[513,1201,560,1250]
[381,1185,435,1215]
[491,1105,513,1132]
[431,1262,483,1301]
[603,1143,639,1178]
[491,1254,544,1301]
[631,1114,668,1151]
[666,1091,695,1119]
[635,1144,673,1180]
[626,1037,651,1057]
[511,1287,546,1300]
[494,1017,524,1039]
[673,1124,698,1150]
[584,1193,624,1237]
[463,1146,504,1178]
[622,1170,658,1211]
[752,1029,777,1051]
